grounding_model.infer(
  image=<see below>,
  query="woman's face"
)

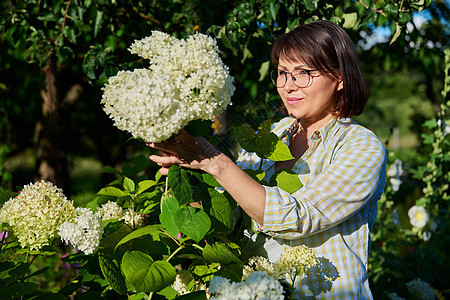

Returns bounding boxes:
[277,57,342,129]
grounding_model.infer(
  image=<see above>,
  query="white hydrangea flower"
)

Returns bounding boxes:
[102,31,235,143]
[210,272,284,300]
[274,245,319,279]
[208,276,231,295]
[0,180,75,250]
[95,201,143,228]
[172,270,194,295]
[59,207,104,255]
[242,256,281,280]
[408,205,429,228]
[95,201,124,220]
[406,278,435,300]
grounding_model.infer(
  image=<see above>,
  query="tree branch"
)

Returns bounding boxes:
[55,0,72,45]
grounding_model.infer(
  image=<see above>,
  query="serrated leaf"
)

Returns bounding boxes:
[137,180,157,194]
[202,173,221,187]
[266,140,295,161]
[97,186,125,197]
[174,206,211,243]
[122,252,176,293]
[123,177,135,193]
[202,243,242,264]
[168,166,192,205]
[159,196,181,238]
[115,224,163,251]
[269,168,303,194]
[98,251,127,295]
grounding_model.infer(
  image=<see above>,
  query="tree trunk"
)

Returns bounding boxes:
[34,56,70,193]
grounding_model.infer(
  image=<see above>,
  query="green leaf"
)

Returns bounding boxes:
[302,0,319,11]
[202,243,242,264]
[137,180,157,194]
[115,224,164,251]
[342,12,358,29]
[176,290,207,299]
[220,29,232,49]
[184,119,213,137]
[159,196,181,238]
[101,165,122,175]
[0,187,17,205]
[122,252,176,293]
[390,23,402,45]
[204,189,233,234]
[98,251,127,295]
[266,140,295,161]
[258,60,270,81]
[244,169,266,182]
[269,168,303,194]
[174,206,211,243]
[102,219,125,239]
[94,9,104,37]
[233,125,259,153]
[97,186,125,197]
[168,165,192,205]
[202,173,221,187]
[123,177,135,193]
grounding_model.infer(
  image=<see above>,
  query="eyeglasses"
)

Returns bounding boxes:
[270,68,320,88]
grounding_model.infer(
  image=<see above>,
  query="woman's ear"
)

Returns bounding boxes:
[337,78,343,91]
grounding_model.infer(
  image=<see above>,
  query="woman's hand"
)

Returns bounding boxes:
[147,129,221,175]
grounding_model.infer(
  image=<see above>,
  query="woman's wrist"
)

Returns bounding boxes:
[202,152,233,178]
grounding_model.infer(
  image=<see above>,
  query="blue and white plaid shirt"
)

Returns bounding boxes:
[236,117,386,299]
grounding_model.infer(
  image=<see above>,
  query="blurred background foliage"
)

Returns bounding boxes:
[0,0,449,298]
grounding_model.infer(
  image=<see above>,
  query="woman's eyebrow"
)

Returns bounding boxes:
[277,64,312,70]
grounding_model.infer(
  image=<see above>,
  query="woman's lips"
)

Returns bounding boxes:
[286,97,303,105]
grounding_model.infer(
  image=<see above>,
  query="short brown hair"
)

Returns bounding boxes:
[271,20,368,118]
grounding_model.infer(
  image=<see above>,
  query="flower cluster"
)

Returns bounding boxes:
[59,207,104,255]
[172,270,194,295]
[94,201,143,228]
[101,31,235,143]
[406,278,435,300]
[209,271,284,300]
[242,256,281,280]
[274,244,319,279]
[0,180,75,250]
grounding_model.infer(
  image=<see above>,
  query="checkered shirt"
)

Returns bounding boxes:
[236,117,387,299]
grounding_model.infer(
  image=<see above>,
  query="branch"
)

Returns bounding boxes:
[55,0,72,45]
[357,0,387,16]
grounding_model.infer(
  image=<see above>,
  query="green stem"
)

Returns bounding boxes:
[166,245,184,262]
[192,244,204,251]
[165,176,169,197]
[147,291,153,300]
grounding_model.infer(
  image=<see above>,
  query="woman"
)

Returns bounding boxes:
[149,20,386,299]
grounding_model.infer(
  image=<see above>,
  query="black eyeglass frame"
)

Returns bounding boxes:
[269,68,322,88]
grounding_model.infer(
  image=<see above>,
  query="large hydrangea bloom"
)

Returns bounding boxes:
[0,180,76,250]
[101,31,234,143]
[59,207,104,255]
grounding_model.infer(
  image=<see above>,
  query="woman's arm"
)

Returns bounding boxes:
[148,131,267,225]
